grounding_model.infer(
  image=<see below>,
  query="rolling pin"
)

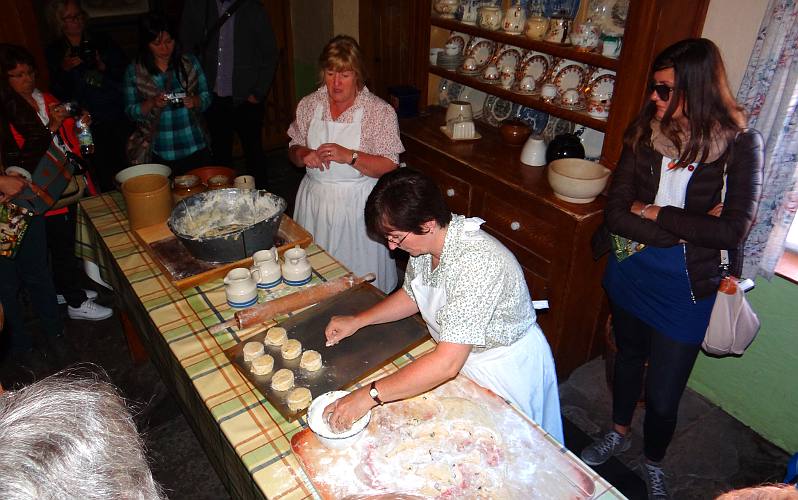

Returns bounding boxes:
[209,273,375,333]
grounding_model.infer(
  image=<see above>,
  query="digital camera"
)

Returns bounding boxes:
[164,92,187,107]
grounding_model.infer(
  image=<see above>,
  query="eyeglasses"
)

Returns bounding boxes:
[648,82,674,101]
[385,231,411,246]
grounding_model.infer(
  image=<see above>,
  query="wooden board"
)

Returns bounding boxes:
[291,375,598,499]
[225,283,430,421]
[133,214,312,290]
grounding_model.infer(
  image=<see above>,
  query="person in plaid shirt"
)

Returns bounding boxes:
[123,14,211,174]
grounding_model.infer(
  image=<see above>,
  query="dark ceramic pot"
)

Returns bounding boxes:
[499,119,532,146]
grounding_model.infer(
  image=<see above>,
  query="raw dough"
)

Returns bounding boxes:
[287,387,312,411]
[271,368,294,391]
[299,349,322,371]
[243,341,264,361]
[251,354,274,376]
[281,339,302,360]
[265,326,287,346]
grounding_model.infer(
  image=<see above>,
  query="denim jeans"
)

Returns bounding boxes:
[610,301,701,462]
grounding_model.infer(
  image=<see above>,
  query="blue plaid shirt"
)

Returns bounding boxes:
[123,55,211,160]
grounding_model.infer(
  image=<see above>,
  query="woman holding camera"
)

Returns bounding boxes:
[123,13,211,174]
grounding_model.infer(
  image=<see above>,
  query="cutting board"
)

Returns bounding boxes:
[226,283,431,421]
[291,376,597,499]
[132,214,312,289]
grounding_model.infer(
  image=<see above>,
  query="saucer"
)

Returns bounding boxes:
[559,100,587,111]
[440,125,481,141]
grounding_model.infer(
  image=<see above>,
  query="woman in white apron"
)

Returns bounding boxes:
[322,169,564,444]
[287,36,403,293]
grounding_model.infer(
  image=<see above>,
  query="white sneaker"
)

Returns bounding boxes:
[57,289,98,305]
[67,299,113,321]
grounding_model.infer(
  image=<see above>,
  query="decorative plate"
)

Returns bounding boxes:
[576,125,606,160]
[588,74,616,100]
[467,39,497,71]
[438,79,454,107]
[496,47,522,75]
[457,86,488,119]
[446,81,464,103]
[550,58,586,78]
[520,55,549,84]
[445,32,470,56]
[542,116,575,144]
[553,64,587,94]
[482,95,519,127]
[516,106,549,135]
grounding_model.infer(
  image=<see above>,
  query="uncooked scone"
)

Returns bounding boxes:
[299,350,322,371]
[271,368,294,391]
[287,387,312,411]
[251,354,274,376]
[281,339,302,360]
[243,341,264,361]
[265,326,287,346]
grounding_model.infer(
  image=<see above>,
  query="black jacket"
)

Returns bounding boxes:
[603,129,764,299]
[180,0,278,104]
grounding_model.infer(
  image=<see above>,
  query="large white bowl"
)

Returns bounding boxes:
[307,390,371,450]
[547,158,611,204]
[115,163,172,186]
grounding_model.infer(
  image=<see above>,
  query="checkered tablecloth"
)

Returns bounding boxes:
[75,192,624,500]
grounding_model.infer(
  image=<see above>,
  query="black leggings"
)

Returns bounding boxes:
[610,301,701,462]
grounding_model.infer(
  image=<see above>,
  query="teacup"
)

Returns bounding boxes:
[461,56,478,72]
[541,83,558,102]
[251,247,282,289]
[587,97,610,118]
[601,34,623,58]
[518,75,536,93]
[223,268,258,308]
[281,246,312,286]
[482,64,499,82]
[499,67,515,89]
[561,88,581,106]
[444,42,460,56]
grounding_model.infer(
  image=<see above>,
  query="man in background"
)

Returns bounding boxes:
[180,0,278,189]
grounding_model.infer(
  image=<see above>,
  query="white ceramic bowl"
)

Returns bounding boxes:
[547,158,611,204]
[307,390,371,450]
[115,163,172,187]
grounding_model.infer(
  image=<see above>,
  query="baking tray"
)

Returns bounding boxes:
[225,283,431,421]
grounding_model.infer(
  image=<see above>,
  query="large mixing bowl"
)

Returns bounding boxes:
[167,188,286,263]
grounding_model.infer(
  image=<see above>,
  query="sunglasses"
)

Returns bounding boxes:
[649,82,674,101]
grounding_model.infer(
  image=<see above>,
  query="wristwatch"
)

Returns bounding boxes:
[368,381,383,405]
[349,150,359,165]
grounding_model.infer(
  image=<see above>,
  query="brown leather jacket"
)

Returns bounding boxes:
[603,129,764,299]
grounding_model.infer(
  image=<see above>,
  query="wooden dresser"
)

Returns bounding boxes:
[401,108,608,377]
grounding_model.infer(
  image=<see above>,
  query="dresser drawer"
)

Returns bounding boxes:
[481,192,561,262]
[404,155,472,215]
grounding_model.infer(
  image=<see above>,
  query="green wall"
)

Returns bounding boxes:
[688,275,798,453]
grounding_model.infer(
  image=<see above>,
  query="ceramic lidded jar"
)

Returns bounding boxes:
[501,1,526,34]
[281,245,312,286]
[478,5,502,31]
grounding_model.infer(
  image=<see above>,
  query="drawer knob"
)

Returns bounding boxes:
[446,188,455,197]
[510,221,521,231]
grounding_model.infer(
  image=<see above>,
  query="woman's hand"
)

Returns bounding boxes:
[141,94,167,115]
[324,314,362,346]
[299,147,328,170]
[183,95,200,109]
[61,53,82,71]
[323,387,375,434]
[316,143,351,166]
[0,175,27,203]
[48,103,69,133]
[630,200,661,221]
[707,203,723,217]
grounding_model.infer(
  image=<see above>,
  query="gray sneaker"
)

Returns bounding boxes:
[642,462,670,499]
[580,430,632,466]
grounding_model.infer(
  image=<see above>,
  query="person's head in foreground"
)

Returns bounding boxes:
[0,367,165,500]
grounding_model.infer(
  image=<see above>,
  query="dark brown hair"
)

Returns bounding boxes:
[625,38,746,167]
[317,35,367,90]
[364,168,452,242]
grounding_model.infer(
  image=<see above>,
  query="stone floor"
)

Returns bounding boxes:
[0,148,791,499]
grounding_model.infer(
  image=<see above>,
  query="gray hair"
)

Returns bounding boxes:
[0,368,165,500]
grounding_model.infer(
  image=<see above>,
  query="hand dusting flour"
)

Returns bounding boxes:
[296,376,595,499]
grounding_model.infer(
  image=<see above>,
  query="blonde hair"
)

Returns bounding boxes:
[46,0,88,37]
[317,35,367,90]
[715,483,798,500]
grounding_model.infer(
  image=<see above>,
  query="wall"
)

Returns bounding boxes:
[688,0,797,453]
[290,0,334,100]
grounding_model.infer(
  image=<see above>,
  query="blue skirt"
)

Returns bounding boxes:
[603,244,715,344]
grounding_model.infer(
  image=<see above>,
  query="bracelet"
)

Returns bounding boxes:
[640,204,653,219]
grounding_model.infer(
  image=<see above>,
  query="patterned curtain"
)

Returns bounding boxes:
[738,0,798,279]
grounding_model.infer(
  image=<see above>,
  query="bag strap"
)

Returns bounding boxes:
[720,167,730,270]
[199,0,247,53]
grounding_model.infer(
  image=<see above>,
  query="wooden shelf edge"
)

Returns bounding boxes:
[430,65,609,132]
[431,16,620,71]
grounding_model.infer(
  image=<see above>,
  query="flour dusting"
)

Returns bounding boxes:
[169,189,284,240]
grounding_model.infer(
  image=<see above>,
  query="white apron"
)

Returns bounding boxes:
[294,103,397,293]
[410,220,564,444]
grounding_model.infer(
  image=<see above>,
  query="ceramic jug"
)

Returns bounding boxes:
[501,1,526,34]
[521,135,547,167]
[281,246,312,286]
[478,5,502,31]
[223,268,258,308]
[251,247,282,289]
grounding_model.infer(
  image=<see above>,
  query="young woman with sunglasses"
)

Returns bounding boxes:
[582,39,764,498]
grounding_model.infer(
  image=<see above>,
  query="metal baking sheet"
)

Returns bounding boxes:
[225,283,431,421]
